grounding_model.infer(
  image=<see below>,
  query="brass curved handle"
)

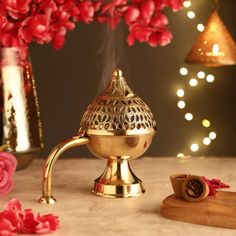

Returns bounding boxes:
[38,135,89,204]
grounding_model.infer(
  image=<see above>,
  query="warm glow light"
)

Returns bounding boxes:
[209,132,217,140]
[202,119,211,128]
[177,153,185,158]
[183,1,191,8]
[187,11,195,19]
[176,89,185,97]
[206,74,215,83]
[203,137,211,145]
[197,23,205,32]
[179,67,188,76]
[189,78,198,87]
[190,143,199,152]
[185,113,193,121]
[212,44,219,56]
[197,71,205,79]
[178,100,186,109]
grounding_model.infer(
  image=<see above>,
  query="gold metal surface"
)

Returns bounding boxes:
[38,135,89,204]
[39,69,157,204]
[0,47,43,170]
[79,69,157,136]
[185,11,236,67]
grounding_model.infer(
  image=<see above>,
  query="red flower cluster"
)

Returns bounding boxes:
[0,0,77,49]
[0,199,59,235]
[202,176,230,196]
[95,0,183,47]
[0,0,183,49]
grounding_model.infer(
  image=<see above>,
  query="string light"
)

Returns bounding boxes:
[176,1,217,156]
[206,74,215,83]
[203,137,211,145]
[202,119,211,128]
[178,100,186,109]
[197,71,205,79]
[185,113,193,121]
[176,89,185,97]
[179,67,188,75]
[189,78,198,87]
[183,1,191,8]
[177,153,185,158]
[197,23,205,32]
[209,132,217,140]
[187,11,195,19]
[190,143,199,152]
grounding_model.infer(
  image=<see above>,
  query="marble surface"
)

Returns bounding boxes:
[1,157,236,236]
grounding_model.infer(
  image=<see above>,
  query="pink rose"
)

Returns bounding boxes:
[0,152,17,196]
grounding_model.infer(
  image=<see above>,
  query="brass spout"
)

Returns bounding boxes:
[38,135,89,204]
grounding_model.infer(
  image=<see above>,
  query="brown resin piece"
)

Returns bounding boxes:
[181,176,209,202]
[170,174,190,197]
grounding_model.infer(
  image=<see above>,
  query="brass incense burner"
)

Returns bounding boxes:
[39,69,157,204]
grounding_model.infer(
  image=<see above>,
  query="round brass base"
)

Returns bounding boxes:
[91,159,145,198]
[92,181,145,198]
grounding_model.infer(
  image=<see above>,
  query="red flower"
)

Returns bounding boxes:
[141,0,155,24]
[151,12,168,27]
[0,0,184,48]
[77,1,95,23]
[125,7,140,25]
[202,177,230,196]
[5,0,31,20]
[0,199,59,235]
[0,152,17,196]
[0,218,15,236]
[20,15,51,44]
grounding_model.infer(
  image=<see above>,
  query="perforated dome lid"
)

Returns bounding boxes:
[79,69,157,136]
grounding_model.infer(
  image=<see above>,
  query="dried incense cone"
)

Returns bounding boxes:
[170,174,190,197]
[181,175,209,202]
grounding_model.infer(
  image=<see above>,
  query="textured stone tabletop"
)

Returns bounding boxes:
[1,157,236,236]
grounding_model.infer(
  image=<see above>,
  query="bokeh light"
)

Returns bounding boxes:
[183,1,191,8]
[203,137,211,145]
[189,78,198,87]
[176,89,185,97]
[179,67,188,76]
[209,132,217,140]
[187,11,195,19]
[206,74,215,83]
[202,119,211,128]
[190,143,199,152]
[185,113,193,121]
[197,71,205,79]
[197,24,205,32]
[178,101,186,109]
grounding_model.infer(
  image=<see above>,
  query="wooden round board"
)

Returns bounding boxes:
[161,191,236,229]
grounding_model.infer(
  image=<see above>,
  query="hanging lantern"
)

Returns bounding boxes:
[185,10,236,67]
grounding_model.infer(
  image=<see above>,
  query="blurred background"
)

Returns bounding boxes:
[30,0,236,158]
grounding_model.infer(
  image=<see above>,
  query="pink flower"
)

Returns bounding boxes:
[0,152,17,196]
[0,199,59,235]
